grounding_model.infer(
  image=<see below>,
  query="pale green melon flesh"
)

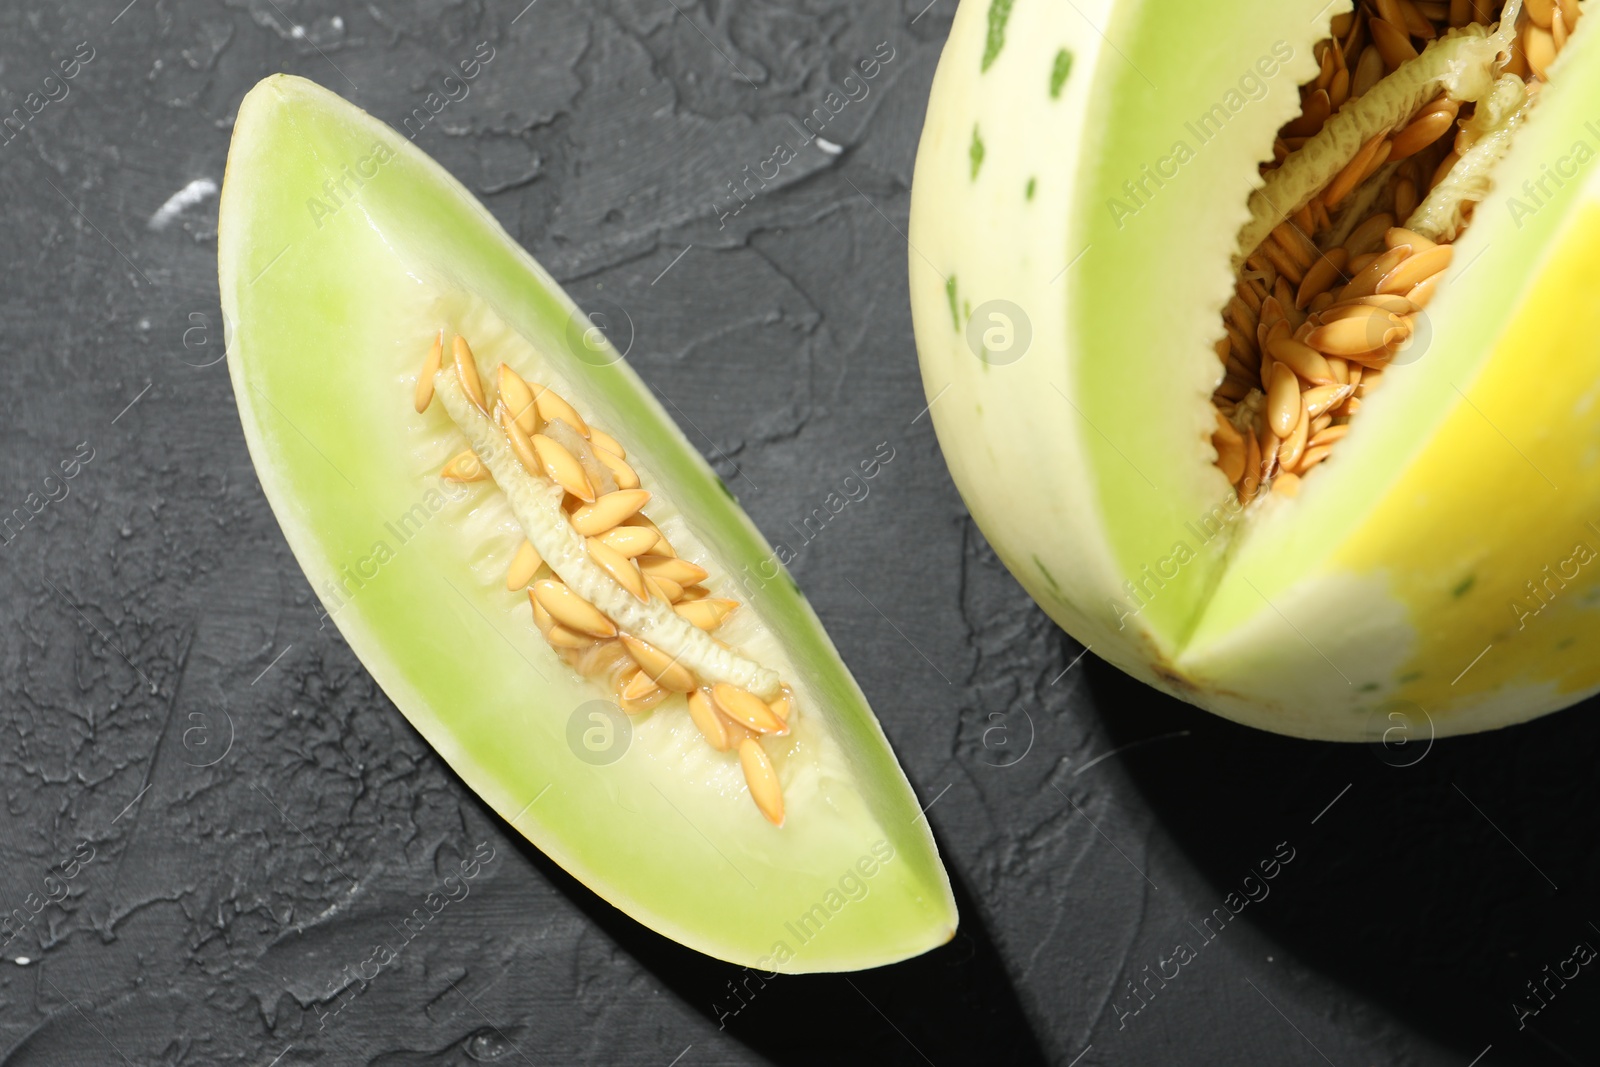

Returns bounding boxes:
[911,0,1600,737]
[220,75,955,971]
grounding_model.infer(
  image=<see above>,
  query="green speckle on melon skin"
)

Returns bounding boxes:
[981,0,1015,72]
[969,124,985,180]
[945,275,960,331]
[1049,48,1073,98]
[1026,177,1036,201]
[1034,555,1061,593]
[1453,575,1475,597]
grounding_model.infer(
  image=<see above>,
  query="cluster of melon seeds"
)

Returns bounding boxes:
[414,331,792,826]
[1211,0,1574,501]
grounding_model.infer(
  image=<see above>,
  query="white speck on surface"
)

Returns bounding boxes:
[147,178,218,231]
[814,136,842,155]
[14,957,29,966]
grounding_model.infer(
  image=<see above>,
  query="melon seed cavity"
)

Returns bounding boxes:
[1211,0,1569,501]
[417,332,790,827]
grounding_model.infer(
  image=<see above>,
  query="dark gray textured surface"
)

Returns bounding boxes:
[3,2,1599,1064]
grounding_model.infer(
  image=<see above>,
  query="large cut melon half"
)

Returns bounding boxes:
[910,0,1600,740]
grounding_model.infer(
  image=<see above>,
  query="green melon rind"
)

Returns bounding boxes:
[220,75,955,971]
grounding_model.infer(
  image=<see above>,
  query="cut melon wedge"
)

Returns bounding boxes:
[220,74,955,971]
[911,0,1600,739]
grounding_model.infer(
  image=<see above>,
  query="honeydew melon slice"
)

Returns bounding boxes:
[220,74,955,971]
[910,0,1600,739]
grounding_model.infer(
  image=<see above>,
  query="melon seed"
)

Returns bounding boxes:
[453,336,487,411]
[571,490,651,536]
[638,555,710,587]
[532,434,596,502]
[532,579,617,639]
[590,429,625,457]
[598,525,660,558]
[415,330,443,413]
[712,683,786,735]
[688,689,737,751]
[532,384,589,437]
[622,635,696,692]
[499,363,540,436]
[586,537,648,601]
[739,738,784,827]
[675,598,738,631]
[506,540,543,590]
[441,449,488,482]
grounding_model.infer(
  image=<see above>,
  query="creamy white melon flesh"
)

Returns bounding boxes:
[911,0,1600,739]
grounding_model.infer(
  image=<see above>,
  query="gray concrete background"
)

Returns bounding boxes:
[2,1,1598,1064]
